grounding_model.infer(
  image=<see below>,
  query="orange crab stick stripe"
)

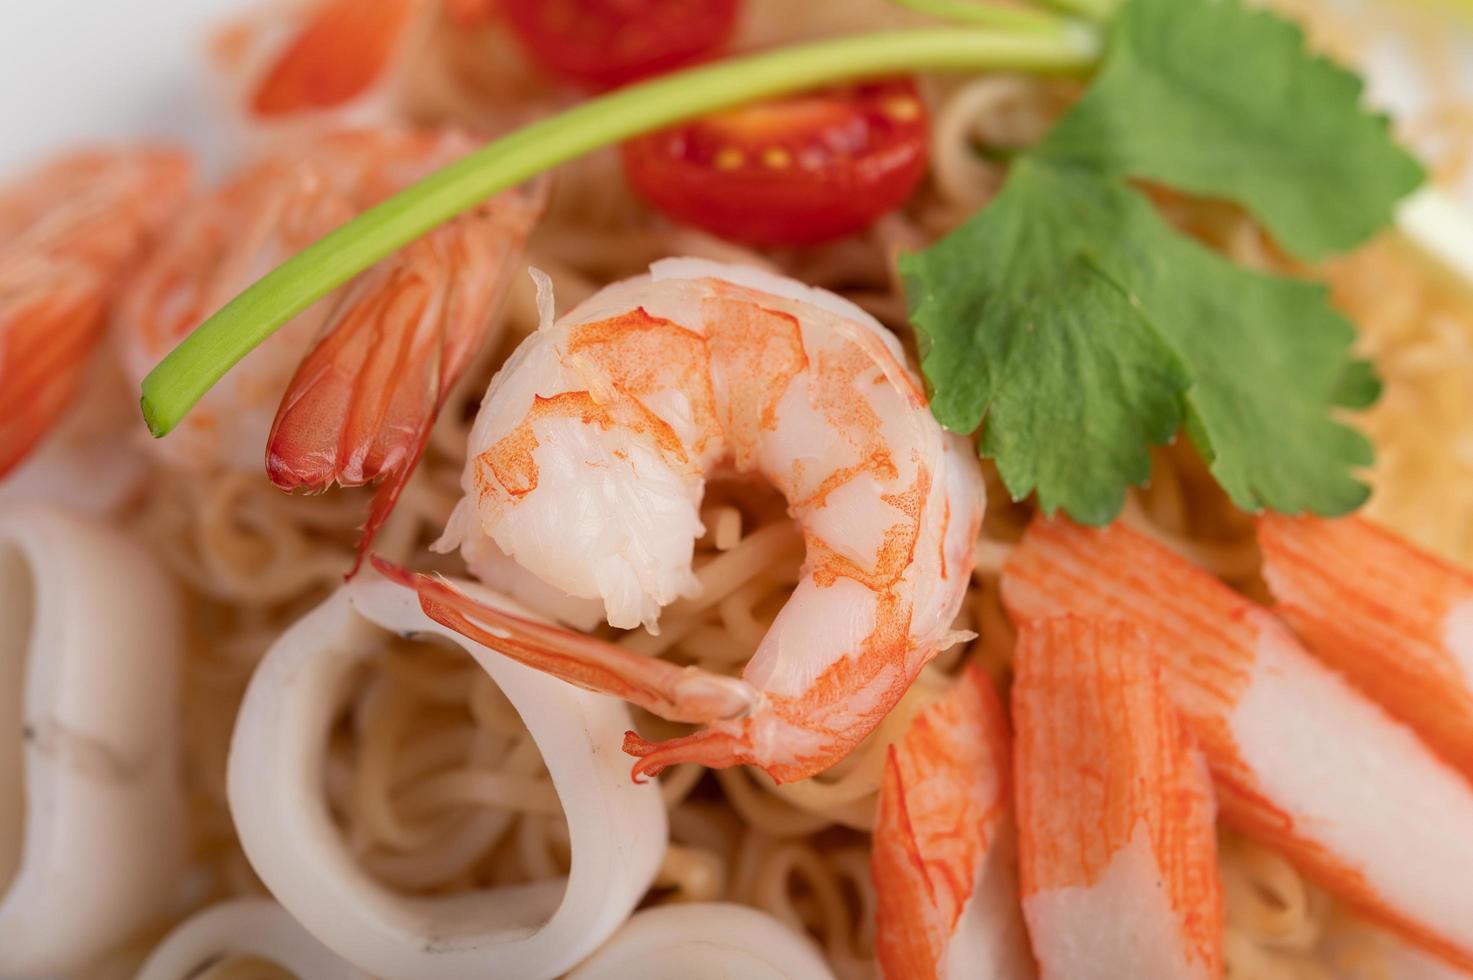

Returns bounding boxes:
[249,0,424,117]
[1259,514,1473,779]
[1012,616,1221,980]
[872,664,1032,980]
[1003,519,1473,972]
[267,189,539,570]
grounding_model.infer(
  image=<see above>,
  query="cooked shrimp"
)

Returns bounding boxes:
[1258,514,1473,779]
[379,258,986,783]
[119,129,532,485]
[0,148,191,478]
[871,663,1032,980]
[211,0,535,132]
[114,147,355,472]
[212,0,432,126]
[1003,518,1473,973]
[1011,616,1221,980]
[267,173,541,568]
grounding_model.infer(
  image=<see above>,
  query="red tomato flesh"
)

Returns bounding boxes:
[620,79,930,246]
[500,0,740,91]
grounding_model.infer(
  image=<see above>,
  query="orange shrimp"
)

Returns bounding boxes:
[266,176,541,569]
[213,0,431,124]
[871,663,1032,980]
[1011,616,1221,980]
[1003,518,1473,973]
[118,129,536,507]
[0,149,191,478]
[1259,514,1473,779]
[376,260,986,783]
[213,0,515,129]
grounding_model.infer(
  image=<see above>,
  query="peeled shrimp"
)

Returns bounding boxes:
[0,147,190,478]
[871,663,1033,980]
[227,577,665,980]
[120,128,537,539]
[1003,518,1473,973]
[381,258,986,783]
[1011,616,1221,980]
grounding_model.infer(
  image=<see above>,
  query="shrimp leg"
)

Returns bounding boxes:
[372,558,758,730]
[1003,518,1473,972]
[1011,616,1221,980]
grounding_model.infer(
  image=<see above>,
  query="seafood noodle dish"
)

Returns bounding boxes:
[4,0,1473,977]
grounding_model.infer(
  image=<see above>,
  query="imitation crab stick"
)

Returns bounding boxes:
[1011,617,1221,980]
[1002,519,1473,972]
[872,664,1033,980]
[1258,514,1473,778]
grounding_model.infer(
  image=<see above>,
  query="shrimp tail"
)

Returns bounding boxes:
[268,192,541,573]
[372,557,760,729]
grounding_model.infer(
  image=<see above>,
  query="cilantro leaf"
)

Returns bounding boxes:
[1123,204,1374,514]
[905,0,1413,523]
[906,162,1189,523]
[1034,0,1424,260]
[905,158,1373,521]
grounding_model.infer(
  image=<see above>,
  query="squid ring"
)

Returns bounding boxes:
[0,503,185,976]
[226,576,667,980]
[136,898,369,980]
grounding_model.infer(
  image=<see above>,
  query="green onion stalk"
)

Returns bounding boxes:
[141,9,1104,437]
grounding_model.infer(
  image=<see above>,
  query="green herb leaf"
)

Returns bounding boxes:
[1034,0,1424,260]
[907,0,1419,522]
[907,162,1190,523]
[905,158,1374,522]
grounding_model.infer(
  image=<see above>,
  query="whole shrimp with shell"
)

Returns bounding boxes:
[113,128,541,563]
[0,148,192,481]
[378,257,986,784]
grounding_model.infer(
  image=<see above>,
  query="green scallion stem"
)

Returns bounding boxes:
[1032,0,1117,22]
[889,0,1079,32]
[141,24,1102,437]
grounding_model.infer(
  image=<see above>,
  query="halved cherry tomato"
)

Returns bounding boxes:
[500,0,740,91]
[620,79,930,247]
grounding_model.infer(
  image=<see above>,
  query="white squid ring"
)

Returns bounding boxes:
[0,503,185,976]
[567,902,837,980]
[226,576,667,980]
[136,898,369,980]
